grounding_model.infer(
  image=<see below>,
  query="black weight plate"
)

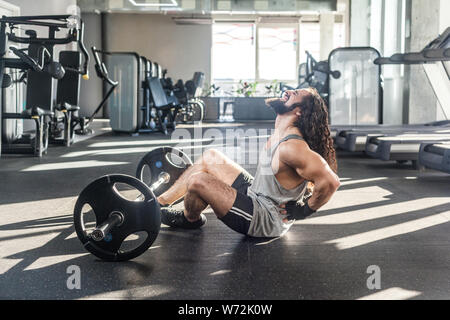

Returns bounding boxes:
[74,174,161,261]
[136,147,192,197]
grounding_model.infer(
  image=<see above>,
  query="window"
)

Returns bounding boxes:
[211,20,347,93]
[212,23,255,81]
[258,25,298,81]
[299,23,320,64]
[334,23,346,49]
[212,22,299,86]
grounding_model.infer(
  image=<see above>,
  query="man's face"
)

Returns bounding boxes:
[266,89,310,115]
[282,89,311,107]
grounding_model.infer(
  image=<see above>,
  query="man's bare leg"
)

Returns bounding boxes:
[184,172,238,221]
[157,149,249,206]
[183,188,208,222]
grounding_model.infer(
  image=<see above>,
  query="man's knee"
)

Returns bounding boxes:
[202,149,226,168]
[187,172,210,193]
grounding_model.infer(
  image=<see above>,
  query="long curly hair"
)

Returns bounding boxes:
[294,88,337,173]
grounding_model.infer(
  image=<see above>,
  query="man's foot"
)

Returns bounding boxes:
[160,207,207,229]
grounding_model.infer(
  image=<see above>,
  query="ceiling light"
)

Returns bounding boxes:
[128,0,178,7]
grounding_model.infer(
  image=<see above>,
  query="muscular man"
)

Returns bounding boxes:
[157,88,340,238]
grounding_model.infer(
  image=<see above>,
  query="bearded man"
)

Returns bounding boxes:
[157,88,340,238]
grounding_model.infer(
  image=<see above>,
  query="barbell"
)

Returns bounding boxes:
[73,147,192,262]
[89,171,170,242]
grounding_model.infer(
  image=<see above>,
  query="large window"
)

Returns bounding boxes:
[258,25,298,81]
[299,23,320,64]
[212,22,299,86]
[212,23,255,81]
[212,20,347,93]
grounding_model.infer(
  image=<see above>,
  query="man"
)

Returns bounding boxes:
[157,88,340,238]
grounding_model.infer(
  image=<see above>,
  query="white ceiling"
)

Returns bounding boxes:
[78,0,338,15]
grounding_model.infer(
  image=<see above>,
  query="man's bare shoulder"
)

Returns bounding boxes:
[278,138,324,167]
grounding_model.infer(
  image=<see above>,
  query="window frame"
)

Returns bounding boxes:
[211,20,300,87]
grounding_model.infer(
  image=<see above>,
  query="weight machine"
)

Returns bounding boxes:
[0,15,89,156]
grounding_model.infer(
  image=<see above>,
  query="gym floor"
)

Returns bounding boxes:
[0,121,449,300]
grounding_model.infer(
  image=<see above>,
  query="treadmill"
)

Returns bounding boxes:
[419,142,450,174]
[335,27,450,153]
[365,131,450,166]
[364,27,450,167]
[418,31,450,173]
[337,122,450,152]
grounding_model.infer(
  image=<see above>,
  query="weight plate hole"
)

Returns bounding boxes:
[139,164,153,188]
[166,152,186,168]
[113,182,144,202]
[80,204,96,236]
[120,231,148,253]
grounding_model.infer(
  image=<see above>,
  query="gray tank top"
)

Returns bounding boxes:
[247,135,308,237]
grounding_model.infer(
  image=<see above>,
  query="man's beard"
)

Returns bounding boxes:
[265,98,295,115]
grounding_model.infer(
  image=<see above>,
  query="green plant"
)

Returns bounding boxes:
[265,80,282,97]
[202,83,220,97]
[236,80,258,97]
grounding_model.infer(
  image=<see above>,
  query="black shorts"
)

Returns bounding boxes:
[219,172,255,235]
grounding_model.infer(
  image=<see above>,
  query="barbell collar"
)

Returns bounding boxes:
[91,212,124,242]
[150,172,170,192]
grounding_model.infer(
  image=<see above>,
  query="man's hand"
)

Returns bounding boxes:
[280,201,316,221]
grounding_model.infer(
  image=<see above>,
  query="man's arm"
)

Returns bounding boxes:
[279,141,340,212]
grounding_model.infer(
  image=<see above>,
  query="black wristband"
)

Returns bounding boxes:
[285,201,317,220]
[302,202,316,218]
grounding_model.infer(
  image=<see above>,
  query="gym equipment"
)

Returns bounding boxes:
[365,132,450,168]
[280,51,340,105]
[419,142,450,174]
[375,27,450,119]
[136,146,193,197]
[73,47,119,135]
[74,146,192,261]
[360,28,450,167]
[105,53,177,134]
[103,52,143,133]
[173,72,206,123]
[73,174,165,261]
[335,122,450,152]
[143,58,179,134]
[51,51,82,146]
[1,45,58,156]
[0,15,89,157]
[332,28,449,158]
[328,47,382,126]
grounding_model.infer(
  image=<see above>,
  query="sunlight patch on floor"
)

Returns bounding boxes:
[0,258,22,275]
[357,287,421,300]
[325,212,450,249]
[61,144,229,158]
[319,186,392,212]
[22,161,129,172]
[300,197,450,225]
[80,284,173,299]
[23,254,90,271]
[88,138,215,148]
[210,269,232,276]
[339,177,389,186]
